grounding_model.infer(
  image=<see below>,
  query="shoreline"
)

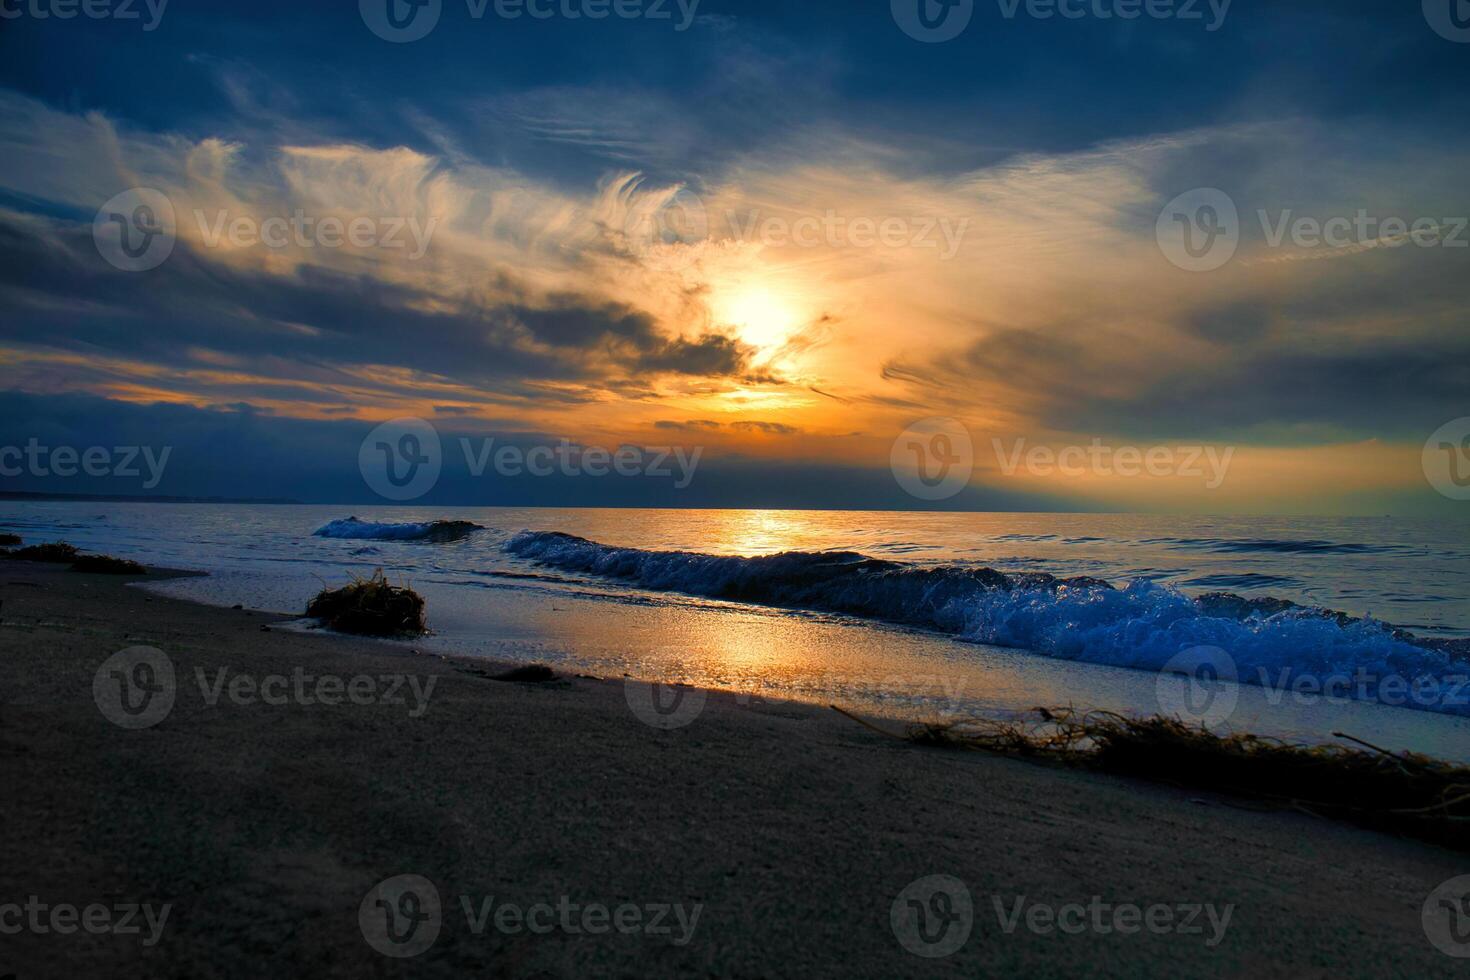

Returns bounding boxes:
[2,562,1466,976]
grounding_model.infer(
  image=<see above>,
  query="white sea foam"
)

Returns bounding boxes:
[506,530,1470,716]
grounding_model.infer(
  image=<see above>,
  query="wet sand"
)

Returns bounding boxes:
[0,563,1464,978]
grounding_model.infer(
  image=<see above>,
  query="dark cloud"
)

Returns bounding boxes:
[654,419,723,431]
[730,421,798,435]
[0,213,755,409]
[884,239,1470,445]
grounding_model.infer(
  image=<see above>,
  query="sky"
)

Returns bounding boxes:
[0,0,1467,512]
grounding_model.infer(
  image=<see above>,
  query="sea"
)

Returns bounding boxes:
[6,503,1470,759]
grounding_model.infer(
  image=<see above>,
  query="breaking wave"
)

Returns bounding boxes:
[505,531,1470,716]
[314,517,484,543]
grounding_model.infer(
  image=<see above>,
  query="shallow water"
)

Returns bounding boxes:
[5,503,1470,759]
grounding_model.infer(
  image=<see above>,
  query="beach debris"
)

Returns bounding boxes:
[0,533,20,547]
[69,554,147,575]
[0,540,148,574]
[2,541,80,562]
[832,704,1470,851]
[305,569,426,637]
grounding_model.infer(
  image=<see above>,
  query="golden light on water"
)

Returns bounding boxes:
[705,508,809,556]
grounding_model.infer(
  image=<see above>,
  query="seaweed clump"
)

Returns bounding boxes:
[306,570,426,637]
[0,541,147,574]
[836,705,1470,851]
[3,542,80,562]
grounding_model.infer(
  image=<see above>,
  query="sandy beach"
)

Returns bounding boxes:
[1,563,1465,978]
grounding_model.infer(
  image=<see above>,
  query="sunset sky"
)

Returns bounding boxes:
[1,1,1467,512]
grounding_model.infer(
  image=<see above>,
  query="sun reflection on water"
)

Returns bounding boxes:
[703,508,815,557]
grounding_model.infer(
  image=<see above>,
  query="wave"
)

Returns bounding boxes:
[314,517,484,543]
[505,530,1470,717]
[1178,572,1303,590]
[1144,536,1401,555]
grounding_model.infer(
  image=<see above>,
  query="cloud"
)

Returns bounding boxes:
[654,419,723,431]
[1,79,1468,513]
[729,420,799,435]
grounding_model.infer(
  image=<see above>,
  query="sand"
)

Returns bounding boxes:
[0,563,1465,978]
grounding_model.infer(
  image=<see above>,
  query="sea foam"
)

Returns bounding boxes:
[505,530,1470,716]
[314,517,483,543]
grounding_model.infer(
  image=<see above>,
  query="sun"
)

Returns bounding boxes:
[714,284,803,350]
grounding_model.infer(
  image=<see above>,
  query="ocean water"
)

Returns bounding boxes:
[6,503,1470,758]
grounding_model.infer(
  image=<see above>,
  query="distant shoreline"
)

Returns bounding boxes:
[2,493,1453,519]
[0,490,304,505]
